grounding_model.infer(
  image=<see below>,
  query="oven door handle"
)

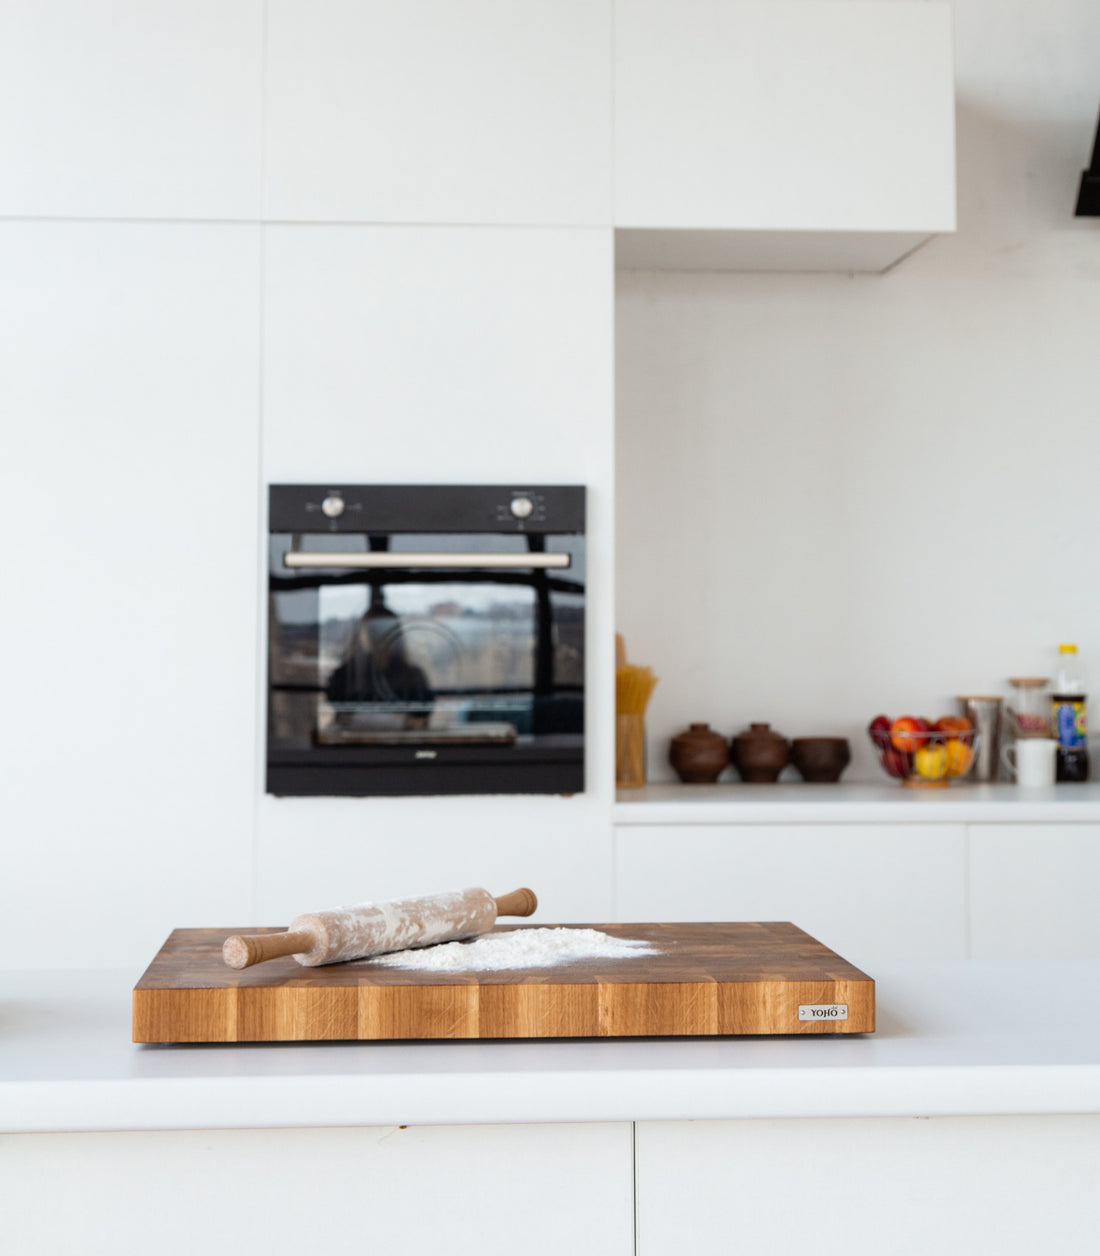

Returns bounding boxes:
[282,551,571,570]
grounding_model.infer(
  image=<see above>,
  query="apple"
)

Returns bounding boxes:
[868,714,891,748]
[934,715,972,734]
[879,745,911,779]
[890,715,929,753]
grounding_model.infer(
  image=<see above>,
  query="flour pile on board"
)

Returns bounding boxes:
[366,927,658,971]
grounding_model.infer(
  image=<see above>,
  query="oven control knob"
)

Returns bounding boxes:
[510,495,534,519]
[321,494,345,519]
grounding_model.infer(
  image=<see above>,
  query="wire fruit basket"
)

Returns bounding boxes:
[868,722,979,789]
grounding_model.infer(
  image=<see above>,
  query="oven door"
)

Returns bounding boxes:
[266,531,585,795]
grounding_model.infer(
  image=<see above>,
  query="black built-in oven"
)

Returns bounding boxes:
[266,485,585,796]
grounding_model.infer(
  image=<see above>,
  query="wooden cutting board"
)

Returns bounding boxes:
[133,922,874,1043]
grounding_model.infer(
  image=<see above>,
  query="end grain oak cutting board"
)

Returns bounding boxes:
[133,922,874,1043]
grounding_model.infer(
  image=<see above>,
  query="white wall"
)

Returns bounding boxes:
[617,0,1100,782]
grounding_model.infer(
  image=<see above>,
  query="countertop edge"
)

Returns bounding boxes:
[5,1064,1100,1135]
[613,782,1100,824]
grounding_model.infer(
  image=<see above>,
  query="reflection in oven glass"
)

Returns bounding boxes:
[307,580,577,744]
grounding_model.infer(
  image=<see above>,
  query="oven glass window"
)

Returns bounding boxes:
[268,533,584,751]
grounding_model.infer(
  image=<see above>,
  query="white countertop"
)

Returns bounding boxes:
[3,962,1099,1133]
[614,781,1100,824]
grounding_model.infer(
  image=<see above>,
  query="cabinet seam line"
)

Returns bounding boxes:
[631,1120,638,1256]
[250,0,268,924]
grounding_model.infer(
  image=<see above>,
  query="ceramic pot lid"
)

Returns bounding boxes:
[734,722,787,743]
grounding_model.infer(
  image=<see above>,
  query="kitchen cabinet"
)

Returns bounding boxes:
[13,1116,1095,1255]
[969,824,1100,960]
[634,1117,1100,1256]
[614,822,969,965]
[614,0,956,271]
[0,0,262,220]
[1,1124,634,1256]
[0,0,956,269]
[0,221,260,971]
[264,0,613,226]
[262,224,613,483]
[254,787,620,946]
[14,1116,1094,1255]
[614,789,1100,962]
[258,223,616,930]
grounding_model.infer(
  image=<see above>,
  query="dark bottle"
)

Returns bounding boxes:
[1053,704,1089,781]
[1052,644,1089,782]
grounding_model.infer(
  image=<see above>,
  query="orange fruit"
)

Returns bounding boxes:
[944,738,973,778]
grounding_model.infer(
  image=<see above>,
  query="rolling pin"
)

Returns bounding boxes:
[221,886,537,970]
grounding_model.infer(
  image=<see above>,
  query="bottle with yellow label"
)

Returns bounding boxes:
[1052,644,1089,783]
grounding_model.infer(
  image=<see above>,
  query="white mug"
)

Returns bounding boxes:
[1001,738,1057,788]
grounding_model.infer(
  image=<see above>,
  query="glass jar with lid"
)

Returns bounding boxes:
[1007,677,1050,739]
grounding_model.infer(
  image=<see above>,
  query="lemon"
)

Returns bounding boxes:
[914,743,948,780]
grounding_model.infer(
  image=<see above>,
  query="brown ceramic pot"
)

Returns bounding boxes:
[730,722,790,783]
[790,737,851,784]
[668,722,730,784]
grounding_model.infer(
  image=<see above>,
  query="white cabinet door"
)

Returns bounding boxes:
[614,824,968,965]
[0,222,261,969]
[969,825,1100,960]
[262,225,613,483]
[0,1,263,220]
[636,1117,1100,1256]
[614,0,956,271]
[2,1123,634,1256]
[265,0,613,225]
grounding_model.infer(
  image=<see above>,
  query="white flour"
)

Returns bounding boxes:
[365,927,658,971]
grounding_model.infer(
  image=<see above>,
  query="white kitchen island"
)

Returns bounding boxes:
[2,962,1098,1254]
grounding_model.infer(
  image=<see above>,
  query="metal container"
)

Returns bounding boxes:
[957,695,1003,782]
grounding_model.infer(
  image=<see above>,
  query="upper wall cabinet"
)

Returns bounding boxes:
[0,0,263,220]
[614,0,956,272]
[264,0,613,225]
[262,225,613,483]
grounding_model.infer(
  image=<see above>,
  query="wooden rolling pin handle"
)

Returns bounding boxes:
[222,930,315,970]
[494,888,538,918]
